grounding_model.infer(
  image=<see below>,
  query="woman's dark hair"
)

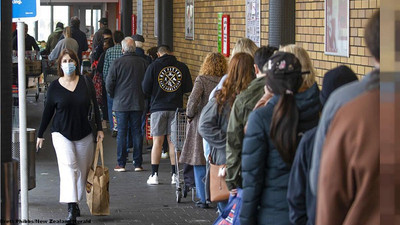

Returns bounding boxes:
[266,52,303,164]
[103,29,112,36]
[57,48,80,77]
[147,46,158,60]
[113,31,125,44]
[104,37,114,49]
[254,45,278,72]
[365,10,380,62]
[216,52,255,112]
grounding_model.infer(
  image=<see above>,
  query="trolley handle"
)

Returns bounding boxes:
[175,108,186,113]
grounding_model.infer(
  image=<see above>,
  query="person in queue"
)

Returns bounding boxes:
[36,48,104,224]
[198,52,255,212]
[224,46,277,193]
[180,52,227,208]
[91,17,108,63]
[315,10,380,225]
[106,37,149,172]
[103,31,125,137]
[287,65,358,225]
[240,52,320,225]
[142,45,193,185]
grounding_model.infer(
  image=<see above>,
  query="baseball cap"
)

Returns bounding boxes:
[264,52,302,77]
[99,18,108,26]
[132,34,145,42]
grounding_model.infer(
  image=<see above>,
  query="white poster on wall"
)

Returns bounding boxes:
[325,0,349,57]
[137,0,143,35]
[185,0,194,40]
[246,0,261,47]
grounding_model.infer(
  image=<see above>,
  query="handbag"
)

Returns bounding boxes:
[86,141,110,215]
[213,188,242,225]
[83,75,98,142]
[209,156,230,202]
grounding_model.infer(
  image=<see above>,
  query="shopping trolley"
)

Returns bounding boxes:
[170,108,196,203]
[41,58,59,103]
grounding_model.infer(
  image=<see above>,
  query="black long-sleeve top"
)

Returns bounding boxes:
[38,75,102,140]
[12,34,40,51]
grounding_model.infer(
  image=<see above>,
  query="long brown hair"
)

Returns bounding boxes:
[199,52,227,77]
[216,52,255,112]
[57,48,81,77]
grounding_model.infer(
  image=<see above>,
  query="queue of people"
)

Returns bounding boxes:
[34,9,379,225]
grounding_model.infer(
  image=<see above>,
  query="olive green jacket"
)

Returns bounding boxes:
[225,76,266,190]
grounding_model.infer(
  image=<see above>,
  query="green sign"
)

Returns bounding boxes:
[217,13,222,53]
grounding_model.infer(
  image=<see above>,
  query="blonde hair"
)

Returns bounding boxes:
[230,38,258,61]
[63,26,72,38]
[279,44,316,90]
[199,52,227,77]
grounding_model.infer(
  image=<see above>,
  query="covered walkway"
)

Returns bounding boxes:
[26,91,217,225]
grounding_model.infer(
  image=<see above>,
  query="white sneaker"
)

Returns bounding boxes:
[161,152,169,159]
[147,173,159,185]
[171,173,177,185]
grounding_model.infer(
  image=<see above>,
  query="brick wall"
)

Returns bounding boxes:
[131,0,378,84]
[296,0,380,84]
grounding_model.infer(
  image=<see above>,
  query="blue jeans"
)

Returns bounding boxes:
[193,165,206,203]
[217,200,228,215]
[106,94,114,130]
[115,111,143,167]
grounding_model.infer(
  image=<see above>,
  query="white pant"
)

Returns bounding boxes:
[52,132,94,203]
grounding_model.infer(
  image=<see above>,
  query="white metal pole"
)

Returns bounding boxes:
[17,21,29,225]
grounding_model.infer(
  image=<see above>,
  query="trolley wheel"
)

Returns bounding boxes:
[176,190,182,203]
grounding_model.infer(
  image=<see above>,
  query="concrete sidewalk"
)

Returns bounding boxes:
[25,93,218,225]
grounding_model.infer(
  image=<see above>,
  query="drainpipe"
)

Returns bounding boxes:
[121,0,132,37]
[157,0,173,50]
[269,0,295,48]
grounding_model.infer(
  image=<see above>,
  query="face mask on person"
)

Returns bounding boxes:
[61,62,76,76]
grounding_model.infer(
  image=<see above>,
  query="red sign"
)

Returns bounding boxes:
[221,15,230,57]
[132,14,137,35]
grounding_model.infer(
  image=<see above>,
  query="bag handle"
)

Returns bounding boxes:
[92,141,105,176]
[98,141,105,172]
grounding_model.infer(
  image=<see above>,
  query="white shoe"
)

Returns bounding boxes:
[147,173,159,185]
[171,173,177,185]
[161,152,169,159]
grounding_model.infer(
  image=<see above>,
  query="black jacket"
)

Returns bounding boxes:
[106,52,149,111]
[287,127,317,225]
[240,83,320,225]
[12,34,39,51]
[135,47,152,64]
[60,26,88,63]
[142,54,193,112]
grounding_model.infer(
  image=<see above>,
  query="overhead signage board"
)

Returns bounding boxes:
[12,0,39,22]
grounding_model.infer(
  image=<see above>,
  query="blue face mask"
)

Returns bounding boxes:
[61,62,76,76]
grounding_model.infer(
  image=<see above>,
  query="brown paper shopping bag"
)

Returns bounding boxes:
[86,141,110,215]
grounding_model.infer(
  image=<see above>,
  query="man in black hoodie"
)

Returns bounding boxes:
[142,45,193,185]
